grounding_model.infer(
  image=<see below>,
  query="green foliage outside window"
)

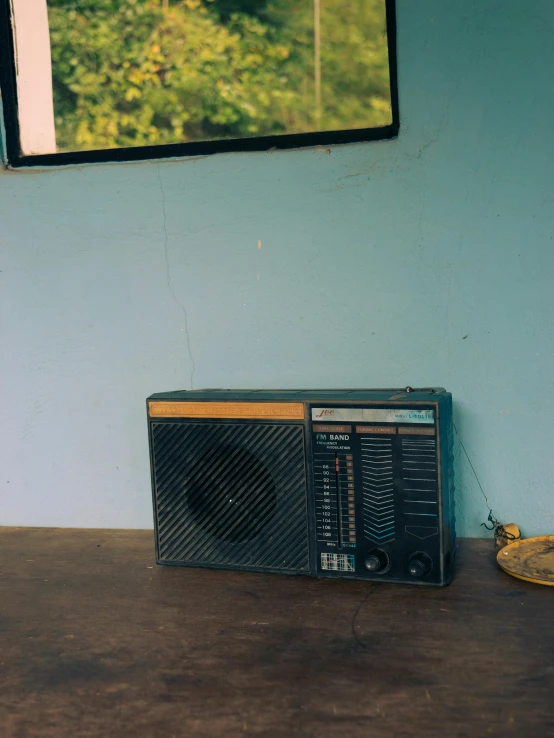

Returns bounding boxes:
[47,0,392,151]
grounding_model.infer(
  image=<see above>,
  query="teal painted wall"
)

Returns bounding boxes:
[1,0,553,535]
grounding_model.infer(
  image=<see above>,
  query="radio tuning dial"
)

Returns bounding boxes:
[408,552,433,578]
[364,549,390,573]
[365,555,381,572]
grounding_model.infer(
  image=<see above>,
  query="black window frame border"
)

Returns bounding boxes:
[0,0,398,168]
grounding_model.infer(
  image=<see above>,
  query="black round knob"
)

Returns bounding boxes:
[408,552,432,578]
[364,548,390,573]
[409,560,426,577]
[365,555,381,572]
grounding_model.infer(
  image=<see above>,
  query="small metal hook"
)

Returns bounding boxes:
[481,510,497,531]
[481,511,520,542]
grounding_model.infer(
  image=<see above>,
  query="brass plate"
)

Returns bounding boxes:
[397,426,436,435]
[497,536,554,586]
[356,425,397,434]
[313,424,352,433]
[148,401,305,421]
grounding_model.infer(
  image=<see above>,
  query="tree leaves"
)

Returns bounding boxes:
[47,0,392,151]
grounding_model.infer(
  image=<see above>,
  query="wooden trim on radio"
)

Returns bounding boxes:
[148,401,305,420]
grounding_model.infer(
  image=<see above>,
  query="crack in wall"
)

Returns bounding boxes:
[157,163,196,390]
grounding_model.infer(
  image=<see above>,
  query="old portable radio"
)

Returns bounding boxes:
[147,388,455,585]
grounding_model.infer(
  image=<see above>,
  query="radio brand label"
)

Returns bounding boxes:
[313,408,363,421]
[311,408,435,424]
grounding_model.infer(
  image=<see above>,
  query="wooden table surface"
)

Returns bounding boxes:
[0,529,553,738]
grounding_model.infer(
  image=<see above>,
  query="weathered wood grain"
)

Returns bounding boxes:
[0,529,552,738]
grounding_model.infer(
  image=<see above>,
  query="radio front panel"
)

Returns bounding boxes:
[310,405,443,584]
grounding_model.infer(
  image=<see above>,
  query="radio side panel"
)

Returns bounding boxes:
[437,393,456,583]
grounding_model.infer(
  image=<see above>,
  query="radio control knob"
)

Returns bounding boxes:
[364,549,390,573]
[365,555,381,572]
[408,553,432,578]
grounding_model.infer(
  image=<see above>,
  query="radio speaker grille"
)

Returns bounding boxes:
[152,422,309,571]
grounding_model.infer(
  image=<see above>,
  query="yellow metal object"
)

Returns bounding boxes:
[495,522,521,548]
[497,536,554,586]
[148,401,305,420]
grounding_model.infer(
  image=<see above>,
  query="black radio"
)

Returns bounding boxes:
[147,388,455,585]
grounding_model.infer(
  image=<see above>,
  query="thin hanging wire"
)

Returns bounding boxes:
[453,423,492,514]
[453,423,518,540]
